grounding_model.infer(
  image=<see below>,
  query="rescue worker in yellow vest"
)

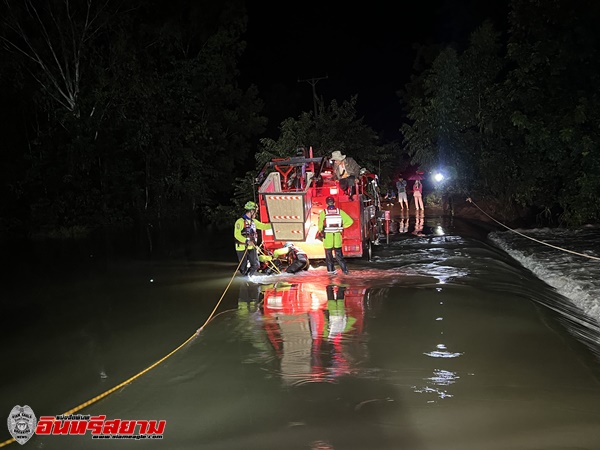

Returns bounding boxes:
[234,201,272,278]
[273,242,310,274]
[318,196,353,275]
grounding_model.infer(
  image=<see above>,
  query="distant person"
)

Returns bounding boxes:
[234,201,272,278]
[396,177,408,210]
[330,150,361,201]
[383,185,396,205]
[274,242,310,274]
[413,179,424,211]
[318,196,353,274]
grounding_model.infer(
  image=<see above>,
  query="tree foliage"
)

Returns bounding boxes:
[504,0,600,223]
[0,0,266,235]
[400,0,600,226]
[221,97,391,223]
[4,0,600,238]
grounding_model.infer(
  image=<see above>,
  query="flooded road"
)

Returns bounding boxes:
[2,214,600,449]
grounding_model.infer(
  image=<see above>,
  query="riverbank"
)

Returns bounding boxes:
[381,194,539,233]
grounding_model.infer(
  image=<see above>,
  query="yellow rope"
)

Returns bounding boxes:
[0,250,248,448]
[467,198,600,261]
[257,245,282,274]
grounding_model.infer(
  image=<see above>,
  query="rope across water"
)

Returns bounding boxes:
[467,197,600,261]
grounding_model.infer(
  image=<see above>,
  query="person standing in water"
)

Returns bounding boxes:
[318,196,353,275]
[413,179,424,211]
[234,201,272,278]
[396,177,408,210]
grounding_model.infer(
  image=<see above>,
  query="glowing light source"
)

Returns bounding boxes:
[434,172,444,182]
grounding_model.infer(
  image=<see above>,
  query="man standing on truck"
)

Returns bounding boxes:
[318,196,354,275]
[330,150,361,201]
[234,201,272,278]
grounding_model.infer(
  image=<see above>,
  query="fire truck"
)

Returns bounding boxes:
[254,147,389,261]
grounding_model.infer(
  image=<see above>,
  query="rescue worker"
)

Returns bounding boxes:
[317,196,353,275]
[330,150,361,201]
[234,201,272,278]
[274,242,310,274]
[258,251,282,275]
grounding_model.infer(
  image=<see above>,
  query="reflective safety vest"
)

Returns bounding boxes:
[241,218,257,240]
[287,246,308,264]
[323,208,344,233]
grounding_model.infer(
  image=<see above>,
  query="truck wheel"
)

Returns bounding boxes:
[362,239,372,261]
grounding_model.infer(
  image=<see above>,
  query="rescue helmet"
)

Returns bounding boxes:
[284,242,294,248]
[359,167,367,176]
[244,201,257,211]
[325,196,335,206]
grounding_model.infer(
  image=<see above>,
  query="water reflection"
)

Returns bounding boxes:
[238,279,369,386]
[412,210,425,236]
[236,272,468,401]
[412,367,459,400]
[237,280,262,312]
[398,217,408,234]
[414,293,464,402]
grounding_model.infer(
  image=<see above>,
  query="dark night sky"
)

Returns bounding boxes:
[240,1,509,140]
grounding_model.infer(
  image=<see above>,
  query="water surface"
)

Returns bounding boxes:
[1,215,599,449]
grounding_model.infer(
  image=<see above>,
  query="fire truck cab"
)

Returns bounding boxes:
[255,147,388,261]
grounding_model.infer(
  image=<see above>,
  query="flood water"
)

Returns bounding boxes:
[1,214,600,450]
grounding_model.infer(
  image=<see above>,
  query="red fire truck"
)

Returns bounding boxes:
[255,147,389,261]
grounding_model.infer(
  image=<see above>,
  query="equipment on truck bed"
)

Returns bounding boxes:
[254,147,389,261]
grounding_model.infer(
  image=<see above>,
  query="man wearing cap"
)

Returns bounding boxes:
[330,150,361,201]
[234,201,272,278]
[318,196,354,274]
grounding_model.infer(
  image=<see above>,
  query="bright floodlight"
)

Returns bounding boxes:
[434,172,444,182]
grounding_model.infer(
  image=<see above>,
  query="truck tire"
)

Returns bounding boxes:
[362,238,372,261]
